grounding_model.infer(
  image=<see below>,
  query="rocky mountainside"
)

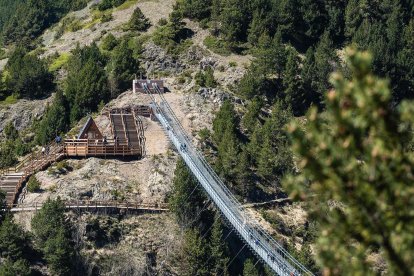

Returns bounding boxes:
[2,0,311,274]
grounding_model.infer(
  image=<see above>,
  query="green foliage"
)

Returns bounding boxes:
[0,258,31,276]
[4,121,18,140]
[32,198,75,275]
[0,0,89,46]
[285,48,414,274]
[212,100,241,179]
[283,47,307,116]
[256,30,287,78]
[126,7,150,31]
[209,215,229,275]
[0,190,5,218]
[36,90,70,145]
[243,258,259,276]
[169,159,205,228]
[97,0,126,11]
[152,10,193,56]
[178,0,212,20]
[49,52,71,72]
[247,100,293,183]
[203,35,231,56]
[101,33,119,51]
[65,43,109,123]
[5,48,54,99]
[0,140,17,169]
[195,67,216,88]
[27,176,41,193]
[181,228,210,276]
[0,215,31,261]
[242,97,263,134]
[108,39,140,95]
[219,0,249,48]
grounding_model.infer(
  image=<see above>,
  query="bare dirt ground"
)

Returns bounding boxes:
[42,0,175,56]
[21,86,211,208]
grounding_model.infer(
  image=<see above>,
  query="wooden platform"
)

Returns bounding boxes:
[0,109,147,206]
[64,139,141,157]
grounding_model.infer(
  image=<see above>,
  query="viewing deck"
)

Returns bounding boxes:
[64,139,142,157]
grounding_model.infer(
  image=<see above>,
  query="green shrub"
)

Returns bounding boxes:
[97,0,126,11]
[229,61,237,67]
[101,13,113,23]
[203,36,231,56]
[158,18,168,26]
[126,7,150,32]
[27,176,41,193]
[56,160,71,172]
[101,33,118,51]
[195,67,216,87]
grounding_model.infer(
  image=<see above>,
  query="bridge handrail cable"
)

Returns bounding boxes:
[143,84,312,275]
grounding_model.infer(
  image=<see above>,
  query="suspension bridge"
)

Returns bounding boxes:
[140,81,314,276]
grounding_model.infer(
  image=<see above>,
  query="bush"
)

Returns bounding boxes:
[101,13,113,23]
[126,7,150,31]
[27,176,41,193]
[6,48,54,99]
[195,67,216,87]
[158,18,168,26]
[101,33,118,51]
[97,0,126,11]
[203,36,231,56]
[31,198,75,275]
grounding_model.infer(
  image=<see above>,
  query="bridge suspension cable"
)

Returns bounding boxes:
[142,83,314,276]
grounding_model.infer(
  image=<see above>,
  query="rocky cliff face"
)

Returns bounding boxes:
[0,96,53,140]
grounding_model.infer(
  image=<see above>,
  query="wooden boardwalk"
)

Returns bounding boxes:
[0,143,65,206]
[9,201,169,213]
[0,108,148,206]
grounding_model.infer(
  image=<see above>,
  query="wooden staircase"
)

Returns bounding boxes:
[0,142,65,206]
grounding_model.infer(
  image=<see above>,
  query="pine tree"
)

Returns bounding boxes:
[0,215,31,261]
[6,47,54,99]
[242,97,263,134]
[300,46,321,108]
[43,226,74,275]
[344,0,362,39]
[314,31,337,104]
[36,90,69,145]
[285,47,414,274]
[243,258,259,276]
[257,101,293,181]
[180,0,212,20]
[209,214,229,275]
[235,148,252,198]
[271,29,287,79]
[220,0,248,48]
[216,126,240,179]
[31,198,75,275]
[395,19,414,101]
[255,29,287,78]
[170,159,205,228]
[283,47,305,115]
[101,33,118,51]
[0,258,31,276]
[65,43,109,123]
[127,7,150,31]
[182,228,210,276]
[212,100,237,146]
[108,39,140,95]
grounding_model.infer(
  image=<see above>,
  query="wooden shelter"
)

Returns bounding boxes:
[77,117,103,140]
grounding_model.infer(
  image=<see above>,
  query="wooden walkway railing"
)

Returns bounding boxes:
[1,142,65,205]
[8,201,169,213]
[63,139,142,157]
